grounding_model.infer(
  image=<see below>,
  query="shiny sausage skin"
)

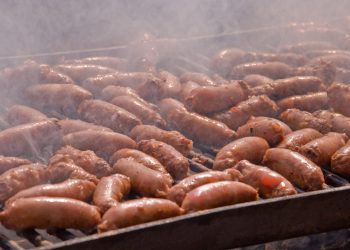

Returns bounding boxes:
[112,158,172,198]
[327,83,350,117]
[159,98,236,147]
[181,181,258,212]
[180,72,217,86]
[262,148,325,191]
[279,41,336,54]
[58,119,113,135]
[306,50,350,59]
[0,197,101,230]
[237,117,292,146]
[179,81,200,101]
[314,110,350,137]
[93,174,131,213]
[277,128,323,152]
[48,162,99,184]
[129,125,193,156]
[7,105,48,126]
[138,139,189,180]
[243,74,274,88]
[211,48,249,77]
[212,95,279,130]
[185,81,248,114]
[0,156,32,175]
[331,142,350,176]
[295,60,336,85]
[300,132,348,167]
[251,52,307,67]
[277,92,329,112]
[235,160,297,198]
[308,54,350,69]
[0,164,48,202]
[78,99,141,134]
[167,169,242,205]
[63,57,128,70]
[39,64,74,84]
[213,137,269,170]
[98,198,182,232]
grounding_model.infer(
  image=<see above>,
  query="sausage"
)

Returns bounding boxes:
[306,50,350,59]
[279,108,331,133]
[327,83,350,116]
[335,67,350,83]
[300,132,348,167]
[279,41,336,54]
[0,156,32,175]
[63,130,136,160]
[212,95,279,130]
[63,57,128,70]
[213,137,269,170]
[0,197,101,230]
[39,64,74,84]
[235,160,297,198]
[180,72,217,86]
[277,92,329,112]
[243,74,274,88]
[181,181,258,212]
[98,198,182,232]
[58,119,113,135]
[295,60,336,85]
[93,174,131,213]
[185,81,249,114]
[159,98,236,147]
[6,105,48,126]
[110,96,166,128]
[5,179,96,206]
[167,169,242,205]
[314,110,350,137]
[0,164,48,202]
[112,158,172,197]
[78,99,141,134]
[262,148,325,191]
[179,81,200,101]
[129,125,193,156]
[331,142,350,176]
[138,139,189,180]
[236,117,292,146]
[277,128,323,152]
[251,52,307,67]
[49,145,112,178]
[308,54,350,69]
[25,84,93,117]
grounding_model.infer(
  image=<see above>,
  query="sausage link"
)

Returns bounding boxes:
[180,72,217,86]
[39,64,74,84]
[327,83,350,117]
[48,162,99,184]
[308,54,350,69]
[243,74,274,88]
[331,142,350,176]
[277,128,323,152]
[0,156,32,175]
[279,41,336,54]
[251,52,307,67]
[211,48,249,77]
[6,105,48,126]
[58,119,113,135]
[63,57,128,70]
[179,81,200,102]
[314,110,350,137]
[277,92,329,112]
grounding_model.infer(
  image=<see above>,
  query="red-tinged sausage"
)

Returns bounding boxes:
[39,64,74,84]
[243,74,274,88]
[113,158,172,198]
[129,125,193,156]
[295,60,336,85]
[280,108,331,133]
[327,83,350,117]
[58,119,113,135]
[300,132,348,167]
[335,68,350,83]
[212,95,279,130]
[25,84,93,117]
[180,72,217,86]
[314,110,350,137]
[237,117,292,146]
[63,130,136,160]
[181,181,258,212]
[63,57,128,71]
[262,148,325,191]
[279,41,336,54]
[0,197,101,230]
[0,164,48,202]
[6,105,48,126]
[185,81,249,114]
[213,137,269,170]
[167,169,242,205]
[308,54,350,69]
[306,50,350,59]
[235,160,297,198]
[331,142,350,176]
[159,98,236,147]
[0,156,31,175]
[93,174,130,213]
[179,81,200,101]
[98,198,182,232]
[277,128,323,152]
[251,52,307,67]
[138,139,189,180]
[277,92,329,112]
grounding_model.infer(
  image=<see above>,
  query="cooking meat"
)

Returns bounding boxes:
[58,119,113,135]
[327,83,350,117]
[279,41,336,54]
[277,128,323,152]
[277,92,329,112]
[63,57,128,71]
[295,60,336,85]
[180,72,217,86]
[306,50,350,59]
[6,105,48,126]
[179,81,200,101]
[314,110,350,137]
[0,156,32,175]
[243,74,274,88]
[211,48,249,77]
[308,54,350,69]
[331,142,350,176]
[251,52,307,67]
[39,64,74,84]
[335,68,350,83]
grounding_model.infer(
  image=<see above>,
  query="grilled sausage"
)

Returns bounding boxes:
[243,74,274,88]
[138,139,189,180]
[93,174,131,213]
[306,50,350,59]
[181,181,258,212]
[6,105,48,126]
[327,83,350,117]
[279,41,336,54]
[98,198,182,232]
[236,117,292,146]
[179,81,200,101]
[58,119,113,135]
[277,92,329,112]
[277,128,323,152]
[63,57,127,70]
[129,125,193,156]
[235,160,297,198]
[331,142,350,176]
[39,64,74,84]
[262,148,325,191]
[0,156,32,175]
[308,54,350,69]
[211,48,249,77]
[295,60,336,85]
[180,72,217,86]
[213,137,269,170]
[251,52,307,67]
[0,197,101,230]
[314,110,350,137]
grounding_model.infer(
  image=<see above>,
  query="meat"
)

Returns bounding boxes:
[251,52,307,67]
[93,174,131,213]
[262,148,325,191]
[58,119,113,135]
[308,54,350,69]
[48,162,99,184]
[98,198,182,232]
[331,142,350,176]
[236,117,292,146]
[179,81,200,101]
[77,99,141,134]
[0,197,101,230]
[279,41,336,54]
[129,125,193,156]
[0,156,32,175]
[277,128,323,152]
[211,48,249,77]
[6,105,48,126]
[181,181,258,212]
[295,60,336,85]
[235,160,297,198]
[299,132,348,167]
[327,83,350,117]
[277,92,328,112]
[39,64,74,84]
[63,56,128,70]
[137,139,189,180]
[314,110,350,137]
[180,72,217,86]
[213,137,269,170]
[243,74,274,88]
[159,98,236,147]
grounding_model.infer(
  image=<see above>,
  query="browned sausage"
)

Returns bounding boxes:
[39,64,74,84]
[331,142,350,176]
[314,110,350,137]
[98,198,182,232]
[0,156,32,175]
[180,72,217,86]
[181,181,258,212]
[277,92,329,112]
[213,137,269,170]
[93,174,131,213]
[262,148,325,191]
[211,48,249,77]
[63,57,128,71]
[277,128,323,152]
[243,74,274,88]
[335,67,350,83]
[308,54,350,69]
[237,117,292,146]
[58,119,113,135]
[327,83,350,117]
[251,52,307,67]
[295,60,336,85]
[129,125,193,156]
[306,50,350,59]
[235,160,297,198]
[6,105,48,126]
[179,81,200,101]
[138,139,189,180]
[279,41,336,54]
[0,197,101,230]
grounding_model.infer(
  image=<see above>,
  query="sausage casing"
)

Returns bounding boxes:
[231,62,294,79]
[277,128,323,152]
[180,72,216,86]
[6,105,48,126]
[327,83,350,117]
[58,119,113,135]
[0,156,32,175]
[277,92,329,112]
[314,110,350,137]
